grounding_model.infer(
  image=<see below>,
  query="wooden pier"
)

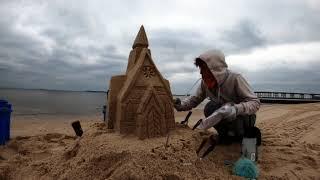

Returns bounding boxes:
[254,91,320,104]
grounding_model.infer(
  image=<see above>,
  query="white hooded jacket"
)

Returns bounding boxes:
[180,50,260,115]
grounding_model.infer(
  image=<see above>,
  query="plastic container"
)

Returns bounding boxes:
[241,138,258,161]
[241,127,261,162]
[0,100,12,145]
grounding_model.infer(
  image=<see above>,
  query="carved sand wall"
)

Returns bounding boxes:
[107,26,175,139]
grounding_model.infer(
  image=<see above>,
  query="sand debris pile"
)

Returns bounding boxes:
[0,123,241,179]
[1,103,320,179]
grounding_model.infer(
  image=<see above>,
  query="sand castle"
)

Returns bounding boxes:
[107,26,175,139]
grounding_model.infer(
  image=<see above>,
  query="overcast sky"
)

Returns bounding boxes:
[0,0,319,94]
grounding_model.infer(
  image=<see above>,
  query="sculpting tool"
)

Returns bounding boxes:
[192,119,203,130]
[180,111,192,125]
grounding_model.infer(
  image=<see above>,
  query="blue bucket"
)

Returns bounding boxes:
[0,100,12,145]
[0,100,8,107]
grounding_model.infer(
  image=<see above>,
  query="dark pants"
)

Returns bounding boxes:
[204,101,256,143]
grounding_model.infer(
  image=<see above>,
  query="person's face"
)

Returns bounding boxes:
[199,64,217,89]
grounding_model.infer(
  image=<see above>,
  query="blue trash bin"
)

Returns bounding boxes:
[0,100,12,145]
[5,104,12,141]
[0,100,8,108]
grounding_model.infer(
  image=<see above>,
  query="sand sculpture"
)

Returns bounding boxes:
[107,26,175,139]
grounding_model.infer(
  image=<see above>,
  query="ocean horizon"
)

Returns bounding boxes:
[0,88,107,116]
[1,87,319,116]
[0,88,211,116]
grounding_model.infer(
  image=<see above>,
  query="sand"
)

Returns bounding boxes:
[1,103,320,179]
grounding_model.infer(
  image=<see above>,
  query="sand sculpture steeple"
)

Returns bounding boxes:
[107,26,175,139]
[132,25,149,48]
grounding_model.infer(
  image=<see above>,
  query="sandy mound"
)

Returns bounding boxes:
[1,103,320,179]
[1,123,241,179]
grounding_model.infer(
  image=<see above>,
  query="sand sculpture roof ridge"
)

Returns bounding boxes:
[118,48,171,102]
[132,25,149,48]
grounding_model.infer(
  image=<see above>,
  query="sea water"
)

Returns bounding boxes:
[0,88,107,115]
[0,89,208,116]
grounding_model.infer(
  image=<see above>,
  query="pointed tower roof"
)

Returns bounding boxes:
[118,48,172,102]
[132,25,149,48]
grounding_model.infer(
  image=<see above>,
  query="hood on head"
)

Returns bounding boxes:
[197,49,229,86]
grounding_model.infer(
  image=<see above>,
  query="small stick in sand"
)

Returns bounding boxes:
[165,130,170,149]
[64,137,81,160]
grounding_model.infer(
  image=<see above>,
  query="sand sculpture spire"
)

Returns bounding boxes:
[132,25,149,48]
[106,26,175,139]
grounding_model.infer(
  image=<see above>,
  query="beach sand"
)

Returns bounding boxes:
[1,103,320,179]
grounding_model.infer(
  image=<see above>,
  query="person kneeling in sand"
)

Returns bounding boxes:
[174,49,260,144]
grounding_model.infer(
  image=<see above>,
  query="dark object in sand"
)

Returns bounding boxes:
[192,119,203,130]
[165,131,170,149]
[71,121,83,137]
[196,135,217,159]
[102,105,107,122]
[180,111,192,125]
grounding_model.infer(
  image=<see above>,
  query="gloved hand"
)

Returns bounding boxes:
[195,103,237,130]
[218,103,237,121]
[173,98,184,111]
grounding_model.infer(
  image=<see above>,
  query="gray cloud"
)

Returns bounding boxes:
[219,20,266,54]
[246,0,320,44]
[0,1,129,91]
[0,0,319,94]
[231,59,320,94]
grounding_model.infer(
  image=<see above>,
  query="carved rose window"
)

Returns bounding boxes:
[143,66,155,78]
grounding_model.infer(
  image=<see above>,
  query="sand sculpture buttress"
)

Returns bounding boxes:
[107,26,175,139]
